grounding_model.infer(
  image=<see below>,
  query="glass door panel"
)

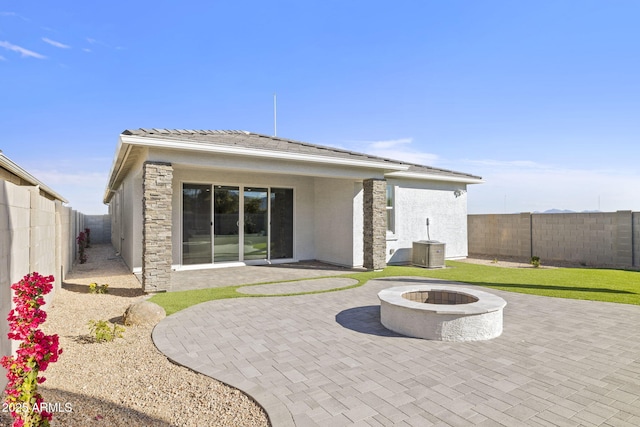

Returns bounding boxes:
[270,188,294,259]
[183,184,212,265]
[214,186,240,262]
[243,187,268,260]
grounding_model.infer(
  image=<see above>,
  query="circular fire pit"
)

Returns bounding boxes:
[378,285,506,341]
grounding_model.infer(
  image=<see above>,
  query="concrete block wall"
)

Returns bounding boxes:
[84,214,111,244]
[468,211,638,268]
[0,180,87,391]
[531,213,616,265]
[634,212,640,268]
[467,213,531,259]
[0,181,31,382]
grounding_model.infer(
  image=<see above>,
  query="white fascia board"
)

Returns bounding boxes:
[385,171,484,184]
[121,134,409,172]
[103,138,128,203]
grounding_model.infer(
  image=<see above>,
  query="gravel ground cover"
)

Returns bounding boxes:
[1,244,270,427]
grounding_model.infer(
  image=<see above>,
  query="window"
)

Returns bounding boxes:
[386,185,395,233]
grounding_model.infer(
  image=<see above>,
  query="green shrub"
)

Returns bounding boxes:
[88,320,124,343]
[530,256,541,268]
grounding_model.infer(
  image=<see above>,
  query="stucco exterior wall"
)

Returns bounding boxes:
[352,182,364,267]
[387,180,469,264]
[114,165,144,272]
[314,177,357,267]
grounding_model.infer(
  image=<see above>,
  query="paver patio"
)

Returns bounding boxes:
[153,276,640,426]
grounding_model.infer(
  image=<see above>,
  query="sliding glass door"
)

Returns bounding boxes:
[243,188,268,260]
[182,184,212,265]
[182,184,293,265]
[214,186,240,262]
[270,188,293,259]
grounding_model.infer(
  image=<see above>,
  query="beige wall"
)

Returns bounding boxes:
[468,211,639,268]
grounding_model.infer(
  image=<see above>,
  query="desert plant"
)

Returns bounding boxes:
[87,320,124,343]
[530,256,541,268]
[88,283,109,294]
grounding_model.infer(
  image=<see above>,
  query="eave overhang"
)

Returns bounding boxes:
[103,134,411,203]
[384,171,484,184]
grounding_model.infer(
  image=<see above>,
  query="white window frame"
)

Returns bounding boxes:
[386,184,395,235]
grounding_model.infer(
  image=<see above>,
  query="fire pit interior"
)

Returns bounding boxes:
[402,290,479,305]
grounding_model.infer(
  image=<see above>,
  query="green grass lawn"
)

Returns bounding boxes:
[149,261,640,315]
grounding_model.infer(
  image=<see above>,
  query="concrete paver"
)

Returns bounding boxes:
[153,277,640,426]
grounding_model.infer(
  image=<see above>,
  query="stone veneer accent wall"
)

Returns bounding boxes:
[363,178,386,270]
[142,162,173,292]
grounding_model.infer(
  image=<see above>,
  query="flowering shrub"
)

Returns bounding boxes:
[0,273,62,427]
[76,232,87,264]
[84,228,91,248]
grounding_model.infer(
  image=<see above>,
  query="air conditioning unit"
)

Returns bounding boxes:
[412,240,446,268]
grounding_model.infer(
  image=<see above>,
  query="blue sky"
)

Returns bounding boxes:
[1,1,639,214]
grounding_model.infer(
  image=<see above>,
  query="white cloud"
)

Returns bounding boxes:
[348,137,440,166]
[463,159,550,169]
[0,40,46,59]
[465,159,640,214]
[368,138,413,150]
[42,37,70,49]
[28,169,109,215]
[0,12,28,20]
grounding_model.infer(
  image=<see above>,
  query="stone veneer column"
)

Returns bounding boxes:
[363,178,387,270]
[142,161,173,292]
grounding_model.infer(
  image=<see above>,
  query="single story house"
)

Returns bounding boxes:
[103,129,482,292]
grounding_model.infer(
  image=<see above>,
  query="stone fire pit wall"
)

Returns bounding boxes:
[378,284,507,342]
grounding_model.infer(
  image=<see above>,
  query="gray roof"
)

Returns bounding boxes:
[122,128,482,181]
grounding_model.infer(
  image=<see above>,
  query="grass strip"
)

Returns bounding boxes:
[149,262,640,315]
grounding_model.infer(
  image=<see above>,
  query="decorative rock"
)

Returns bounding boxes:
[123,301,166,326]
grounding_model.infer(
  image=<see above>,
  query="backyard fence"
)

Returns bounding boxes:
[468,211,640,269]
[1,180,90,389]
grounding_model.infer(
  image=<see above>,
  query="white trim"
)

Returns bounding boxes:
[121,134,409,171]
[384,171,484,184]
[173,258,298,271]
